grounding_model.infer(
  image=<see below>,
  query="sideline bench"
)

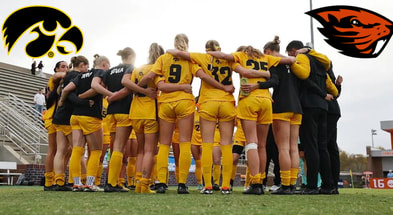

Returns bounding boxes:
[0,161,22,185]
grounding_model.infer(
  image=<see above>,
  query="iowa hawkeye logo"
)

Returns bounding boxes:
[307,5,393,58]
[1,6,83,58]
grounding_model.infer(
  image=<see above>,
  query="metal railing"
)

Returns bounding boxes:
[0,93,47,156]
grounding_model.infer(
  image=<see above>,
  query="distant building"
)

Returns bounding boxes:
[366,120,393,178]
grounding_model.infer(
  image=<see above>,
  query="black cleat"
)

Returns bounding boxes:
[104,184,129,192]
[319,187,335,195]
[212,184,220,191]
[127,185,136,190]
[302,187,319,195]
[53,184,72,191]
[271,186,293,195]
[177,183,189,194]
[44,185,54,191]
[156,183,167,194]
[243,183,263,195]
[200,187,213,194]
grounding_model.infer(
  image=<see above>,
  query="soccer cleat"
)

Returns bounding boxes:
[301,187,319,195]
[212,184,220,191]
[53,184,72,191]
[242,183,263,195]
[127,185,136,190]
[262,185,268,192]
[271,186,293,195]
[293,184,306,195]
[44,185,54,191]
[200,187,213,194]
[84,185,104,192]
[177,183,189,194]
[319,187,335,195]
[221,186,231,195]
[104,184,129,192]
[72,184,84,192]
[156,183,167,194]
[269,184,280,192]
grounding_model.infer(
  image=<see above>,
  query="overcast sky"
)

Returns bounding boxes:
[1,0,393,155]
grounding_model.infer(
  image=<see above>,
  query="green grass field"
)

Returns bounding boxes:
[0,186,392,215]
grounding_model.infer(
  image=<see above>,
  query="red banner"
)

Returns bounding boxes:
[370,178,393,189]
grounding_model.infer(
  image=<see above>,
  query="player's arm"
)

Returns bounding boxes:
[121,73,156,99]
[138,71,157,87]
[207,51,234,61]
[157,80,192,94]
[195,69,234,93]
[91,76,113,97]
[234,65,270,78]
[166,49,191,61]
[290,54,310,80]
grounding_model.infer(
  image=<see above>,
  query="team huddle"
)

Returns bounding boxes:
[42,33,342,195]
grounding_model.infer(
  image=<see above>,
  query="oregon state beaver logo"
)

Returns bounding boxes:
[1,6,83,58]
[306,6,393,58]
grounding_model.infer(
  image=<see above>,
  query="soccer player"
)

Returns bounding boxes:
[59,55,108,192]
[209,45,295,195]
[122,43,164,193]
[191,101,203,190]
[138,34,201,194]
[43,61,68,191]
[167,40,269,194]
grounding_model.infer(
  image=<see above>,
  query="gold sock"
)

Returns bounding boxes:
[44,172,54,187]
[126,157,136,186]
[69,147,84,181]
[96,163,103,186]
[245,166,251,187]
[140,178,155,194]
[280,170,291,186]
[231,164,237,181]
[54,173,65,186]
[250,173,262,184]
[220,144,232,188]
[178,142,191,184]
[195,159,202,185]
[135,172,142,193]
[87,150,101,183]
[108,151,123,187]
[157,144,170,183]
[290,168,299,186]
[175,166,179,183]
[202,143,214,188]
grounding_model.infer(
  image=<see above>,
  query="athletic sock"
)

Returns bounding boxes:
[108,151,123,187]
[221,144,232,188]
[178,142,191,184]
[54,173,65,186]
[290,168,299,186]
[126,157,136,186]
[231,164,237,181]
[202,142,214,188]
[44,172,54,187]
[157,144,170,183]
[250,173,262,184]
[195,159,202,185]
[175,165,180,183]
[280,170,291,186]
[96,163,103,186]
[213,164,221,185]
[69,146,84,183]
[245,166,251,187]
[86,150,101,186]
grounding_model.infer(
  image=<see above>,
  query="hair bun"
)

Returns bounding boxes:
[273,36,280,44]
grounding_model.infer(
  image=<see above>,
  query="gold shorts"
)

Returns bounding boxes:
[106,114,132,133]
[55,124,72,136]
[273,112,302,125]
[233,139,246,147]
[70,115,102,135]
[199,101,235,122]
[236,96,272,124]
[132,119,159,134]
[158,100,195,123]
[129,129,136,139]
[45,120,56,135]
